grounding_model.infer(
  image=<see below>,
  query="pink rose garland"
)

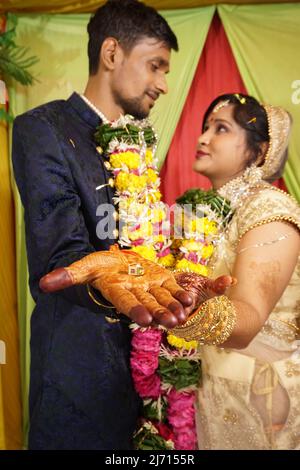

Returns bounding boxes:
[131,328,162,399]
[130,328,198,450]
[167,389,197,450]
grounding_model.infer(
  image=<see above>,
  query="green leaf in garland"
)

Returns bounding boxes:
[94,121,156,154]
[158,357,201,390]
[133,422,173,450]
[176,187,233,224]
[143,398,167,422]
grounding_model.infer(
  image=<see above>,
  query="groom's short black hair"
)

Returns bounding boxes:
[87,0,178,75]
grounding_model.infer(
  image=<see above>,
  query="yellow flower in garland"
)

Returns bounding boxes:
[158,253,175,268]
[118,196,135,211]
[176,259,209,276]
[145,148,154,166]
[115,172,147,194]
[189,217,218,236]
[132,245,157,261]
[201,243,214,259]
[148,190,162,204]
[132,222,153,240]
[110,151,141,170]
[146,168,158,185]
[167,334,198,351]
[181,239,202,251]
[203,219,218,235]
[150,207,166,224]
[122,221,153,241]
[180,240,214,257]
[153,234,165,244]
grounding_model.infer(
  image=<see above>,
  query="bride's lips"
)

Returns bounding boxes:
[195,150,209,159]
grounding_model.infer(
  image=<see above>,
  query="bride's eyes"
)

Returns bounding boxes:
[202,123,229,133]
[216,124,228,133]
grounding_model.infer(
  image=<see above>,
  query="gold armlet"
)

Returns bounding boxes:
[170,295,236,346]
[87,284,116,309]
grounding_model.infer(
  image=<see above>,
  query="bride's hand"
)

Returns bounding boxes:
[174,272,236,316]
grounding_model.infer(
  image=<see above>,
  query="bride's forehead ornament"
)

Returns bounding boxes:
[212,99,230,114]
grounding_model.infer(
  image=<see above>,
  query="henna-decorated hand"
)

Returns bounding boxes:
[39,245,193,328]
[174,272,236,315]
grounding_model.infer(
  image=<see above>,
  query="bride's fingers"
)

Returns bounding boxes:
[209,275,236,294]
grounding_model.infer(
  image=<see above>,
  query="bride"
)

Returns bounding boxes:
[171,93,300,450]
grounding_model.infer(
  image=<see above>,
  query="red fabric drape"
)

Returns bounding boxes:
[160,13,286,205]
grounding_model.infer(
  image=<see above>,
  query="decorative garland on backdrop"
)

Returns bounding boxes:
[94,115,233,450]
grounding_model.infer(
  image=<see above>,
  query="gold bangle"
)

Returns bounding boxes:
[87,284,116,309]
[169,295,236,346]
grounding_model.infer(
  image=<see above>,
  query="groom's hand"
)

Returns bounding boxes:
[39,245,193,328]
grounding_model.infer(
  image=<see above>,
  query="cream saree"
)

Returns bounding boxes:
[196,186,300,450]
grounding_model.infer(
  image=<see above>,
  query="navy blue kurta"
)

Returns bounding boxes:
[12,92,140,450]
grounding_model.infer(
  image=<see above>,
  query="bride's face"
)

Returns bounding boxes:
[193,104,250,188]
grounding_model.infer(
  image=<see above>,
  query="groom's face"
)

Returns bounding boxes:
[111,38,170,119]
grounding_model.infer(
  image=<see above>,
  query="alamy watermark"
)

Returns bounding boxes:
[95,202,223,241]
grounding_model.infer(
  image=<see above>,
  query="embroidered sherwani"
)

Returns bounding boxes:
[196,185,300,450]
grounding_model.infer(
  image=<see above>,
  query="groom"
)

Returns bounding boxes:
[12,0,183,450]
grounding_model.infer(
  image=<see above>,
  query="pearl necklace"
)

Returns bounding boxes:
[80,94,110,124]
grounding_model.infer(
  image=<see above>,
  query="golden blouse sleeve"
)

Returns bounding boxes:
[236,187,300,241]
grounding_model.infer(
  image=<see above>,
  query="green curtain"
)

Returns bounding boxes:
[8,8,214,444]
[218,3,300,202]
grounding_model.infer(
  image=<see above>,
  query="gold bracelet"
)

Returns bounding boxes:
[169,295,236,346]
[87,284,116,309]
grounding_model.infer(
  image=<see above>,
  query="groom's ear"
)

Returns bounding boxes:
[100,37,120,71]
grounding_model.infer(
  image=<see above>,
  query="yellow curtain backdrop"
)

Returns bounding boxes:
[218,3,300,201]
[0,109,22,450]
[8,7,214,444]
[1,1,299,14]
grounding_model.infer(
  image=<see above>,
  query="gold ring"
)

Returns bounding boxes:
[128,263,145,276]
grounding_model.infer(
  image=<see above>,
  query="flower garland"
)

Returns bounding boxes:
[94,115,233,450]
[174,188,233,276]
[95,116,175,267]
